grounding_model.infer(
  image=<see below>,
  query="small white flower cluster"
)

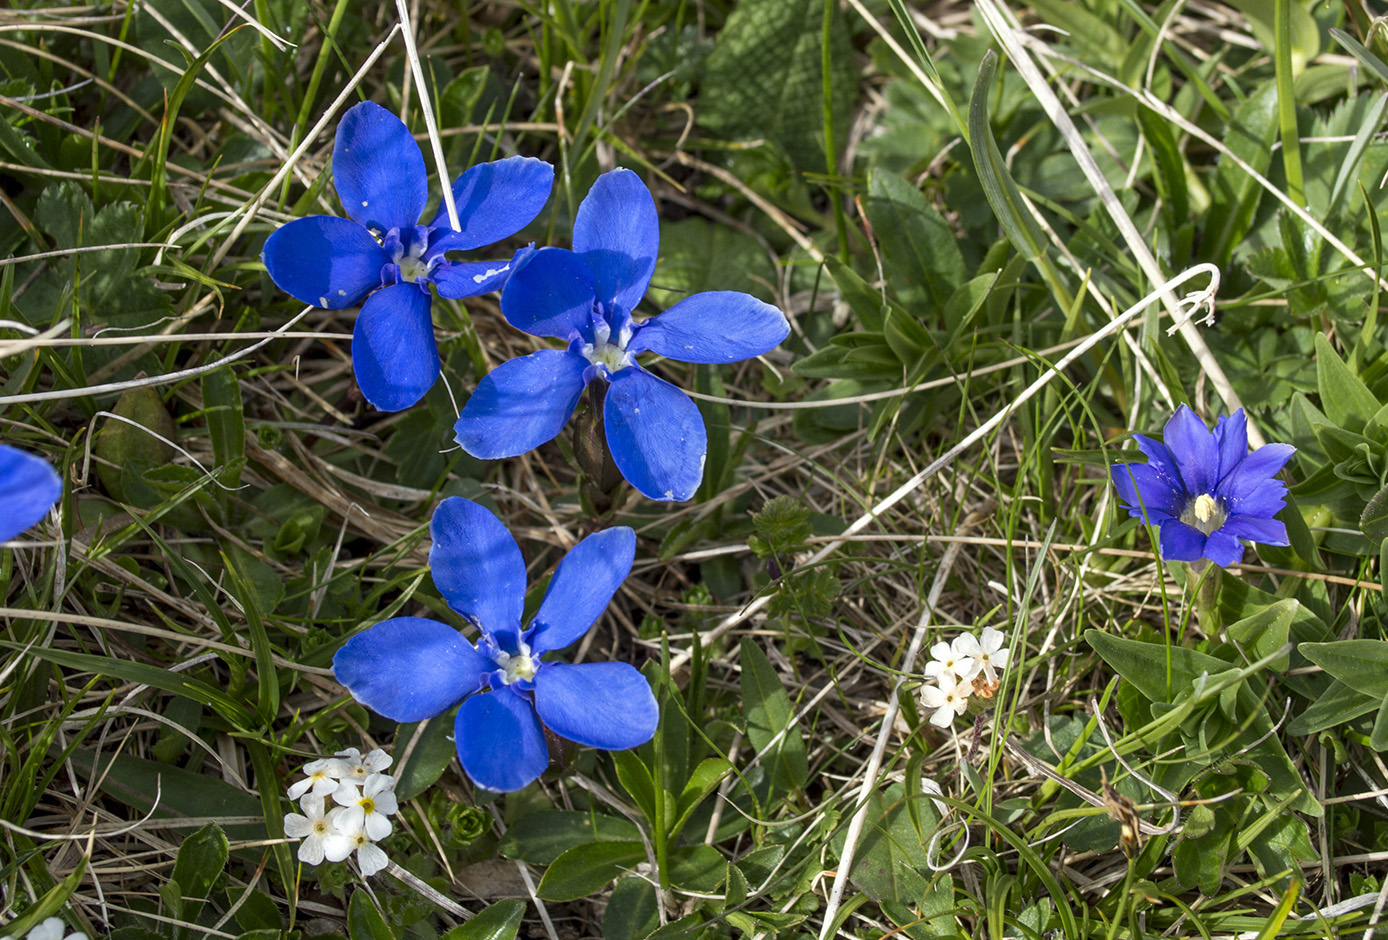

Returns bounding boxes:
[920,626,1010,728]
[1,918,87,940]
[283,747,398,877]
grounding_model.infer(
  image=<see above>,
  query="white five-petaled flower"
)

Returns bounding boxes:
[954,626,1009,683]
[10,918,88,940]
[921,671,971,728]
[924,639,980,683]
[323,815,390,877]
[333,773,398,841]
[284,794,342,865]
[336,747,392,785]
[287,756,347,800]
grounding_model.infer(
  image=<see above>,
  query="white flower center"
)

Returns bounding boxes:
[395,241,432,282]
[494,642,537,685]
[313,819,330,835]
[1181,492,1227,535]
[579,318,635,374]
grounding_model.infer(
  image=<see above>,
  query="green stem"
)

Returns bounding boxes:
[1274,0,1304,206]
[821,0,848,262]
[652,636,671,893]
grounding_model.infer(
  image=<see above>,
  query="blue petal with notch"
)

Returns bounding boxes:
[571,168,658,314]
[333,617,490,723]
[429,156,554,250]
[454,349,590,459]
[603,367,706,501]
[261,216,390,309]
[351,283,439,411]
[527,527,635,655]
[429,497,528,643]
[629,291,789,363]
[332,101,428,232]
[455,690,549,792]
[533,661,658,750]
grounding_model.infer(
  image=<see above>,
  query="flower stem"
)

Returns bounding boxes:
[1188,560,1222,635]
[573,382,623,517]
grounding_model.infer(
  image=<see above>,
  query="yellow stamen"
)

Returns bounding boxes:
[1194,493,1217,523]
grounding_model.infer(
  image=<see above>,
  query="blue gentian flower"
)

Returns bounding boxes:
[261,101,554,412]
[452,168,791,502]
[333,496,657,792]
[0,444,61,542]
[1111,405,1295,566]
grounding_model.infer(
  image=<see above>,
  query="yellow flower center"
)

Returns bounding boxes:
[1181,492,1227,535]
[360,797,376,815]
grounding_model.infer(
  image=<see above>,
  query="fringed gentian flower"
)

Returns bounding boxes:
[333,496,658,792]
[0,444,61,542]
[1111,405,1295,566]
[262,100,554,411]
[452,168,791,502]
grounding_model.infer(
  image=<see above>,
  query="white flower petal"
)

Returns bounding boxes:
[286,778,312,800]
[27,919,67,940]
[928,704,955,728]
[284,813,313,838]
[357,842,390,877]
[298,835,327,865]
[364,812,393,841]
[372,790,399,815]
[920,685,947,708]
[952,633,982,657]
[331,782,361,806]
[363,749,392,773]
[321,832,354,863]
[991,647,1010,670]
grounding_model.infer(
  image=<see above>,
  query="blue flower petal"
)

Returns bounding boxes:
[499,247,596,339]
[429,156,554,250]
[603,367,706,501]
[629,291,790,363]
[533,661,658,750]
[430,497,527,643]
[1221,514,1289,545]
[1203,530,1245,566]
[333,617,490,722]
[455,689,549,791]
[0,445,61,542]
[527,527,636,656]
[1110,463,1182,520]
[1212,409,1248,485]
[261,216,390,309]
[572,168,658,314]
[351,283,439,411]
[1219,443,1295,518]
[454,349,590,459]
[1131,434,1186,497]
[1158,520,1207,562]
[433,258,520,299]
[1163,405,1219,495]
[333,101,427,232]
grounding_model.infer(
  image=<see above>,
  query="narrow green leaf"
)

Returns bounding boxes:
[968,51,1048,262]
[1314,332,1380,433]
[1299,640,1388,698]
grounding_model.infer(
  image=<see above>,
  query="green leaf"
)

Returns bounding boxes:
[600,878,659,940]
[1201,81,1279,266]
[0,852,89,940]
[864,168,965,313]
[698,0,856,170]
[393,717,459,801]
[968,52,1048,262]
[1362,484,1388,541]
[443,900,525,940]
[347,888,394,940]
[670,758,734,839]
[201,359,245,509]
[1286,680,1378,735]
[828,782,929,903]
[612,749,656,823]
[748,495,813,559]
[1298,640,1388,698]
[668,844,727,892]
[1225,599,1297,672]
[535,840,647,902]
[173,822,228,900]
[3,642,256,729]
[498,810,642,865]
[1314,332,1381,433]
[739,637,808,791]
